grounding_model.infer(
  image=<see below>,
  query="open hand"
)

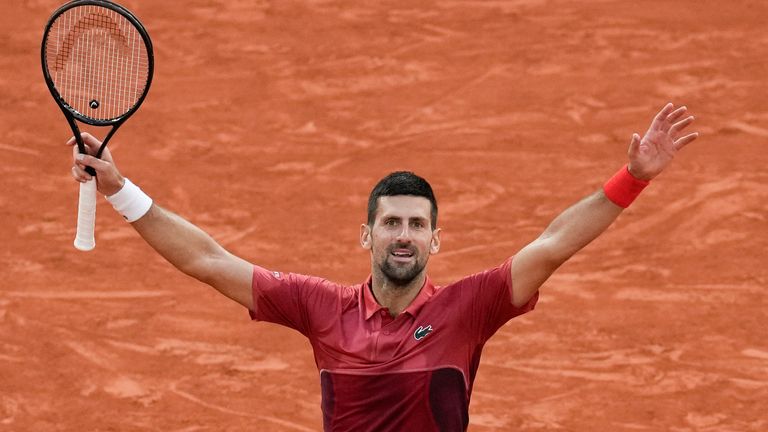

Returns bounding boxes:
[627,103,699,181]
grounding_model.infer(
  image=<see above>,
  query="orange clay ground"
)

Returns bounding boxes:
[1,1,767,431]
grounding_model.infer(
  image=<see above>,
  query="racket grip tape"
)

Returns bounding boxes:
[74,179,97,251]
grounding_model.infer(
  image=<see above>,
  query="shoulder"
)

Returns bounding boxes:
[253,266,360,303]
[441,257,513,291]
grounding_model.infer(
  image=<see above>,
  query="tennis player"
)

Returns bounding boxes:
[69,103,697,431]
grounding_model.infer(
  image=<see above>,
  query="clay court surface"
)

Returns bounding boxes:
[1,1,767,430]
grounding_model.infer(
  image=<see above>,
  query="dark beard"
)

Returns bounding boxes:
[380,255,425,287]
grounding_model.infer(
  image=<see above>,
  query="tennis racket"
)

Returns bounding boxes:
[41,0,153,251]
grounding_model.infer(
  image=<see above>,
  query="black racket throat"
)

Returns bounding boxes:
[69,118,119,177]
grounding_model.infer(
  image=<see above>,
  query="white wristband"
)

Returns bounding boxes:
[106,178,153,222]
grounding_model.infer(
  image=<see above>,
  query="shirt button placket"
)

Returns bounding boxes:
[380,310,392,336]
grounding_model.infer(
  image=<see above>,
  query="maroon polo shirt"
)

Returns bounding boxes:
[250,257,538,431]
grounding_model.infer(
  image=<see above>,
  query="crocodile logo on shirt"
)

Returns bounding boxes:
[414,325,433,341]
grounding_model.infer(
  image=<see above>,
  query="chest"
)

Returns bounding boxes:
[310,296,475,371]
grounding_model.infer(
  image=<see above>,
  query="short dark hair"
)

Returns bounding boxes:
[367,171,438,228]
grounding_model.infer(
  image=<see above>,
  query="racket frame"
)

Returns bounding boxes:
[41,0,154,160]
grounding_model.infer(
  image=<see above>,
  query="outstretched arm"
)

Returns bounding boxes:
[69,133,253,309]
[509,103,698,307]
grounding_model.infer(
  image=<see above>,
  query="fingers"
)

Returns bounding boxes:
[657,102,675,118]
[674,132,699,151]
[68,133,118,165]
[67,133,122,192]
[81,133,103,154]
[627,132,641,159]
[71,164,92,183]
[99,143,114,163]
[75,153,111,172]
[72,154,93,183]
[658,105,687,132]
[670,115,695,136]
[72,153,112,182]
[664,106,688,126]
[65,133,102,155]
[650,103,693,133]
[650,103,675,131]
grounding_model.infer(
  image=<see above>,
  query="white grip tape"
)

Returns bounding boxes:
[74,179,97,251]
[106,178,153,223]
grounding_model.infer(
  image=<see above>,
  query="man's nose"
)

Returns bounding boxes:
[395,225,412,242]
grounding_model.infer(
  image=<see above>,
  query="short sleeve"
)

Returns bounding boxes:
[459,256,538,342]
[248,265,341,337]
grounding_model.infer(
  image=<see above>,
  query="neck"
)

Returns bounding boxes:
[370,271,426,317]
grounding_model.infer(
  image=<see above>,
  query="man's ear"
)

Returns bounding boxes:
[360,224,372,249]
[430,228,441,254]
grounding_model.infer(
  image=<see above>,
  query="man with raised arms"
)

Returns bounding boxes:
[69,103,697,431]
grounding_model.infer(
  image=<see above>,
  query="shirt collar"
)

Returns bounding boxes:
[361,275,437,320]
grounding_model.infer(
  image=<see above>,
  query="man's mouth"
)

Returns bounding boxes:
[390,248,415,261]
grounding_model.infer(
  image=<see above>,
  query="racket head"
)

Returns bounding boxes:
[41,0,154,127]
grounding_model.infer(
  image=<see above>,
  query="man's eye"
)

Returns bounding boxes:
[385,219,398,226]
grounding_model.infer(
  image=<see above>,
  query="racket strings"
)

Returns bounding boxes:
[45,5,150,122]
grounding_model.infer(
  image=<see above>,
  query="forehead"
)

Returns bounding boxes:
[374,195,432,220]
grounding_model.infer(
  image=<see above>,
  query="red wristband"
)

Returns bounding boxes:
[603,164,649,208]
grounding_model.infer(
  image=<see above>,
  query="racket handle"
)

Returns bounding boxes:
[74,179,97,251]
